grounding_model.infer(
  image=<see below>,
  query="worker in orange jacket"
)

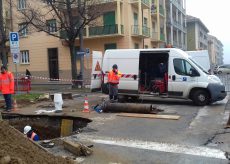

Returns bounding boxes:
[0,66,14,112]
[108,64,122,101]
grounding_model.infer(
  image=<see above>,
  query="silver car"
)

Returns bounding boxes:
[217,64,230,74]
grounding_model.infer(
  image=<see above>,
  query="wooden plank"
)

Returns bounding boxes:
[63,140,93,156]
[117,113,180,120]
[60,119,73,137]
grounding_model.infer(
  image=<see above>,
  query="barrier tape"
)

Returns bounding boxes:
[17,73,84,82]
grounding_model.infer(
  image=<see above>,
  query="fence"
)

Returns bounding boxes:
[15,77,31,93]
[217,74,230,92]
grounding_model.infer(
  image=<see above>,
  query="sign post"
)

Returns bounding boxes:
[9,32,20,92]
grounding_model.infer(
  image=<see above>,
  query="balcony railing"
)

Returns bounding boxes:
[130,0,150,7]
[89,24,123,36]
[142,26,150,37]
[132,25,150,37]
[59,28,86,39]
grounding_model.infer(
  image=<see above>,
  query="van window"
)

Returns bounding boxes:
[173,59,197,76]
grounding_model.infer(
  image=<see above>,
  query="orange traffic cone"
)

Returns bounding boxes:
[12,99,19,111]
[82,95,90,113]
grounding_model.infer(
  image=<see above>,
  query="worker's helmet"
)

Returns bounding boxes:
[24,125,32,134]
[112,64,118,69]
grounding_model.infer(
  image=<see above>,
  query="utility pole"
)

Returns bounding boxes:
[78,0,84,87]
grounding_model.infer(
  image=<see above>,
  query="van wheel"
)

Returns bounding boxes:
[218,71,222,74]
[101,83,109,94]
[192,90,209,106]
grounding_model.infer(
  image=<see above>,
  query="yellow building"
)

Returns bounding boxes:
[5,0,167,85]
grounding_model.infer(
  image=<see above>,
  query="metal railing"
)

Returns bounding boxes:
[89,24,123,36]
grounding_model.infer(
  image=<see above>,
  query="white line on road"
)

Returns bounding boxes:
[78,135,227,160]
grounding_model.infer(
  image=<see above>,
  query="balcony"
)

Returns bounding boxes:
[151,4,165,17]
[95,0,123,4]
[89,24,124,37]
[60,29,86,40]
[60,24,124,39]
[151,32,165,42]
[132,25,150,38]
[130,0,150,9]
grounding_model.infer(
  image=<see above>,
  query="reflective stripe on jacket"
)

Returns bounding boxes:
[30,132,39,141]
[0,72,14,94]
[108,70,122,84]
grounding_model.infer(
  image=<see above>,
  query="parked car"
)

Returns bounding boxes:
[213,65,219,74]
[217,64,230,74]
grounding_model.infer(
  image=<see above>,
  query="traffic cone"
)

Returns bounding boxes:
[12,99,19,111]
[82,95,90,113]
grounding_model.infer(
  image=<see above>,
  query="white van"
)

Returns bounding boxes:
[91,48,226,106]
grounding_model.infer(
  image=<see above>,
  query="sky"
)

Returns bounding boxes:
[186,0,230,64]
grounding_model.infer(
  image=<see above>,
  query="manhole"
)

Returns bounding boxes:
[2,113,91,140]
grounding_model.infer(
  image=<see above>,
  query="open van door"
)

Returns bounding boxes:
[91,51,103,92]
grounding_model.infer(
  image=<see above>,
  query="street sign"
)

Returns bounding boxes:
[12,53,20,64]
[85,48,90,56]
[9,32,20,54]
[76,51,85,56]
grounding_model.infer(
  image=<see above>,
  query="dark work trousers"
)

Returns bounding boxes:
[3,94,12,110]
[109,84,118,100]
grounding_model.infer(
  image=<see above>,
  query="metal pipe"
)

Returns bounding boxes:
[102,102,153,114]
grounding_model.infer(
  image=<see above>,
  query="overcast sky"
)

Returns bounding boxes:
[186,0,230,64]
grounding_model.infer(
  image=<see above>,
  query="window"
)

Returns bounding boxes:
[104,43,117,51]
[134,43,139,49]
[18,0,26,10]
[47,19,57,33]
[20,50,30,64]
[18,23,28,36]
[173,59,197,76]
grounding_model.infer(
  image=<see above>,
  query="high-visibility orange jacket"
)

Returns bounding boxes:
[108,69,122,84]
[0,71,14,94]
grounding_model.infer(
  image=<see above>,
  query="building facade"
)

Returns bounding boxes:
[186,15,209,51]
[165,0,186,50]
[2,0,187,85]
[208,35,224,66]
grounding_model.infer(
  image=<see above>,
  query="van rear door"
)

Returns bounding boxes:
[91,51,103,92]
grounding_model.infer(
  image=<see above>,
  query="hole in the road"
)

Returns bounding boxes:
[2,113,91,140]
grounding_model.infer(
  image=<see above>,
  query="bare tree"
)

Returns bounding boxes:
[0,0,9,66]
[18,0,110,86]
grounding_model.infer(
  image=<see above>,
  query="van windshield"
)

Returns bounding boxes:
[188,58,209,74]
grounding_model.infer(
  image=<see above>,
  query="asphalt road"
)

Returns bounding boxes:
[71,95,230,164]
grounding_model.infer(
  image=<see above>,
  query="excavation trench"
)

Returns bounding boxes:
[2,113,91,140]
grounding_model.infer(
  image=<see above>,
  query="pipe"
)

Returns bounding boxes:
[102,102,153,114]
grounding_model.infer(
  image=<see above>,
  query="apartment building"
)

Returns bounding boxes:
[186,15,209,51]
[165,0,186,50]
[208,35,224,66]
[2,0,168,84]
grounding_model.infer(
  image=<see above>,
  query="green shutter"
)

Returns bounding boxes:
[103,11,115,25]
[104,43,117,51]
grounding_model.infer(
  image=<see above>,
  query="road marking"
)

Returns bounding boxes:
[78,135,227,160]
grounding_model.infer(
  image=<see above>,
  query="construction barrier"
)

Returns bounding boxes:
[15,77,31,93]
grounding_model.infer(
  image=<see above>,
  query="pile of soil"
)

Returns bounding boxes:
[0,121,74,164]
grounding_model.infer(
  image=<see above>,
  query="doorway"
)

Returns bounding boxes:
[48,48,59,80]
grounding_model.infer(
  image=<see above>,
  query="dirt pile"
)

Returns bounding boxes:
[0,121,74,164]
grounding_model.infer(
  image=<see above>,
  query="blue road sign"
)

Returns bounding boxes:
[10,32,19,42]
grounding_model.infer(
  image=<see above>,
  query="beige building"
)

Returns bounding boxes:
[186,15,209,51]
[3,0,169,85]
[166,0,186,50]
[208,35,224,66]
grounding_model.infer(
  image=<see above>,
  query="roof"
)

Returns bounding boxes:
[186,15,209,33]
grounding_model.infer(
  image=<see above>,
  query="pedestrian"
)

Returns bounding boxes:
[108,64,122,102]
[25,69,31,79]
[24,125,40,141]
[0,66,14,112]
